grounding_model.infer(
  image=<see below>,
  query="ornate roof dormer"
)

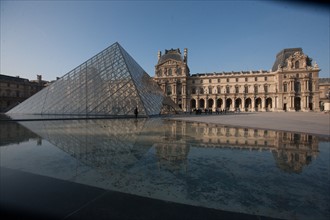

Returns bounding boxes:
[155,48,190,78]
[272,48,314,72]
[286,51,309,70]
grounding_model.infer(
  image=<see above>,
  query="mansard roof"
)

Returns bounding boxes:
[158,48,183,64]
[191,70,271,77]
[272,48,313,71]
[319,78,330,84]
[272,48,302,72]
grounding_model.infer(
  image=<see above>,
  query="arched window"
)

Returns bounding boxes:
[264,85,268,93]
[283,83,287,92]
[166,85,172,95]
[295,61,300,69]
[177,67,182,75]
[168,68,172,76]
[294,81,301,92]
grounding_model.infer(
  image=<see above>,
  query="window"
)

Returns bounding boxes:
[192,88,196,94]
[192,80,195,84]
[245,77,248,82]
[308,80,312,91]
[254,85,258,93]
[209,87,212,94]
[209,79,211,83]
[236,78,238,82]
[177,68,182,75]
[264,85,268,93]
[255,77,258,81]
[226,86,230,93]
[235,86,239,93]
[226,78,229,82]
[166,85,172,95]
[264,76,267,81]
[294,81,301,92]
[218,79,220,83]
[168,69,172,76]
[217,87,221,94]
[200,79,203,83]
[200,88,204,94]
[283,83,287,92]
[245,86,248,94]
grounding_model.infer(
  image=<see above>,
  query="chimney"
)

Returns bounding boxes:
[157,50,162,61]
[184,48,188,63]
[37,75,42,84]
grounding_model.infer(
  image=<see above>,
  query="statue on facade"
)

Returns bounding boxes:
[302,58,307,68]
[287,56,293,69]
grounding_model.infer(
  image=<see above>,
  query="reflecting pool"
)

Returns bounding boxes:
[0,118,329,220]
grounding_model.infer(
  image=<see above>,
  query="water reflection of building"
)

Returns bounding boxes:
[156,120,320,173]
[154,141,189,172]
[0,121,41,146]
[13,118,322,174]
[17,119,163,172]
[153,120,189,172]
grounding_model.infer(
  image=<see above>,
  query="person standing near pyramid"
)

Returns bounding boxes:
[134,107,138,119]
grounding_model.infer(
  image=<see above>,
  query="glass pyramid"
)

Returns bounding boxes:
[7,42,164,116]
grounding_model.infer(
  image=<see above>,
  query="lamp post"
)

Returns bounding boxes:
[324,90,330,112]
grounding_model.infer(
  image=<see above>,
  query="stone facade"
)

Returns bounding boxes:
[318,78,330,111]
[0,74,49,112]
[154,48,325,112]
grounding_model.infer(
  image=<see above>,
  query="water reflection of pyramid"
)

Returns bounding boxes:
[7,42,164,116]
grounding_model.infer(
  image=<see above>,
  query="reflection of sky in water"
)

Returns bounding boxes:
[0,119,329,220]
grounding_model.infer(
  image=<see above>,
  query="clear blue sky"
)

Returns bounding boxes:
[1,0,329,81]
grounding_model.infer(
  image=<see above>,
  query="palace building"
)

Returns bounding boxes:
[154,47,328,112]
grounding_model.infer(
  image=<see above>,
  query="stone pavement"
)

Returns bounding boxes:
[171,112,330,136]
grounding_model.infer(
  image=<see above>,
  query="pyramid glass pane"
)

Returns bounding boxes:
[7,42,164,116]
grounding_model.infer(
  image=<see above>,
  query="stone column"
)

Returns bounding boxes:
[242,98,246,112]
[261,96,266,111]
[223,95,227,111]
[289,96,295,112]
[213,95,217,111]
[272,96,276,112]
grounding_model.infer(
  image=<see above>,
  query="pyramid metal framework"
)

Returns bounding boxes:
[7,42,164,116]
